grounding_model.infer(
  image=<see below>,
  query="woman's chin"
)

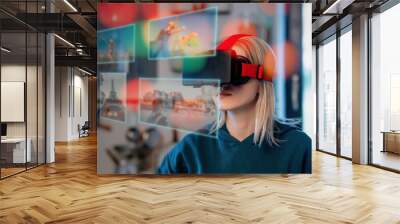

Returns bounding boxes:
[219,103,239,111]
[214,97,242,111]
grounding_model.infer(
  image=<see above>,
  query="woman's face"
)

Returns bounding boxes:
[214,79,260,111]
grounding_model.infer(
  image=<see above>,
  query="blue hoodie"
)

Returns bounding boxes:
[158,121,311,174]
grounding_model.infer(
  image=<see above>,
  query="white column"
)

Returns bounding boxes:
[46,32,55,163]
[352,14,369,164]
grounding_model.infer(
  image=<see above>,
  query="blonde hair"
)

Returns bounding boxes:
[213,36,278,146]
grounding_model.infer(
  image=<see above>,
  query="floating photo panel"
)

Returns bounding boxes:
[99,73,127,122]
[138,78,220,137]
[148,7,218,60]
[97,24,135,64]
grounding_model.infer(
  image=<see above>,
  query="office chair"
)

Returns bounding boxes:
[78,121,90,138]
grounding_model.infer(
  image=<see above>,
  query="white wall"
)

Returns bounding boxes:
[72,73,89,138]
[55,67,69,141]
[55,67,89,141]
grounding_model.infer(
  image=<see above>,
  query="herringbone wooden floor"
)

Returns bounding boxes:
[1,135,400,224]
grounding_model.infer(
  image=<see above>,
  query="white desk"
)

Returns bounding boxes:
[1,138,31,163]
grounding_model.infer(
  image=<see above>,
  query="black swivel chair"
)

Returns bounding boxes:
[78,121,90,138]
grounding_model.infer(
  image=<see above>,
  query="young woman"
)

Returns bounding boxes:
[158,35,311,174]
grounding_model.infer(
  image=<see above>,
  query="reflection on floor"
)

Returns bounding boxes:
[373,150,400,171]
[341,148,352,158]
[0,167,25,178]
[0,135,400,223]
[0,162,42,179]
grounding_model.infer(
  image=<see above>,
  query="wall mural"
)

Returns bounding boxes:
[97,3,312,174]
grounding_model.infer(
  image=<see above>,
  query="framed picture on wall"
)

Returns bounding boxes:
[1,82,25,122]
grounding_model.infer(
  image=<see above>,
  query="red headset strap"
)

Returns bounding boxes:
[241,64,272,82]
[218,34,272,82]
[217,34,255,52]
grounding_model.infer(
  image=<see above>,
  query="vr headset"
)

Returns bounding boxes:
[182,34,272,87]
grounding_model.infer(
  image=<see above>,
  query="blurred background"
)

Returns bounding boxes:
[97,3,312,174]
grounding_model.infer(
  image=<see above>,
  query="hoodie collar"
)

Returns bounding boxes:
[216,120,298,147]
[217,124,256,147]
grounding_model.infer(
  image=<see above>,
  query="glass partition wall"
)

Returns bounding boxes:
[0,1,46,179]
[370,3,400,172]
[316,27,353,159]
[339,28,352,159]
[317,36,337,155]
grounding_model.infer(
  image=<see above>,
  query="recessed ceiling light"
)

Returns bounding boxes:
[1,47,11,53]
[78,67,93,76]
[54,34,75,48]
[322,0,354,15]
[63,0,78,12]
